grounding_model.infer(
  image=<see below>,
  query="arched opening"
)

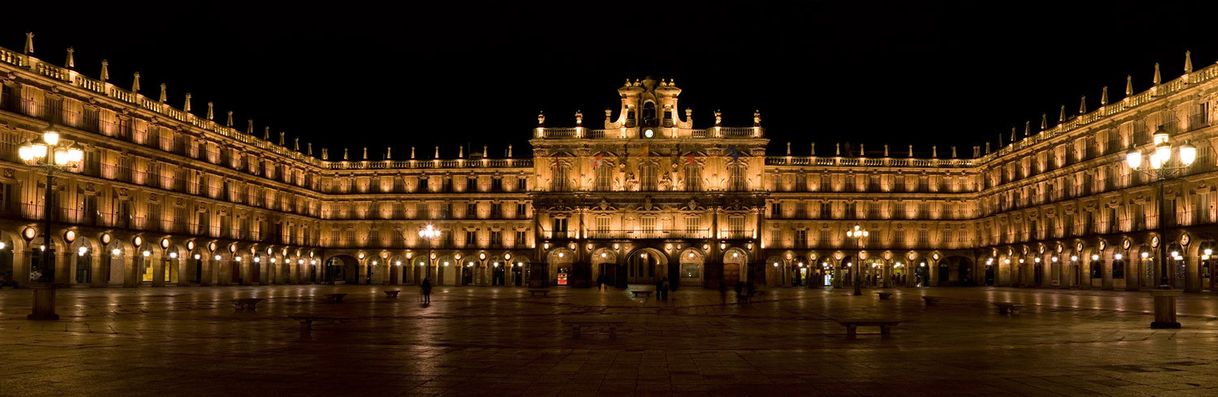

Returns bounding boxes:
[69,237,96,286]
[324,255,360,284]
[1168,242,1186,289]
[546,249,575,286]
[510,257,529,287]
[436,255,459,286]
[678,249,703,290]
[1200,241,1215,291]
[387,256,405,285]
[490,256,507,286]
[413,256,429,285]
[722,248,748,287]
[592,248,619,288]
[641,101,658,127]
[159,244,182,286]
[914,259,929,287]
[626,248,666,285]
[1137,247,1154,289]
[0,233,15,287]
[461,257,477,286]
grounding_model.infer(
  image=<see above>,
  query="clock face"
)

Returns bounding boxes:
[643,129,654,138]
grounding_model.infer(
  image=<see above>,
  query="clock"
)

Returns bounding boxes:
[643,128,655,138]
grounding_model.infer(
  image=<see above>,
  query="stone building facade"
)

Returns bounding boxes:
[0,40,1216,292]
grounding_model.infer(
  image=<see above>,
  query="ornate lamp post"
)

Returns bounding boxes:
[18,127,84,320]
[1125,127,1196,329]
[418,224,441,281]
[845,224,869,296]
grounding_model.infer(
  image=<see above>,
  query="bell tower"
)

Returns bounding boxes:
[605,77,693,135]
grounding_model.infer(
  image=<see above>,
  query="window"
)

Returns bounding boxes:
[517,178,527,191]
[417,176,429,192]
[466,177,477,192]
[640,162,657,191]
[491,178,503,192]
[552,218,568,239]
[465,230,477,247]
[515,230,527,247]
[641,216,657,236]
[727,216,745,238]
[683,163,702,191]
[466,202,477,219]
[596,216,611,237]
[516,203,527,218]
[685,216,701,237]
[595,163,614,190]
[795,230,808,247]
[728,162,748,191]
[490,231,502,247]
[771,202,782,218]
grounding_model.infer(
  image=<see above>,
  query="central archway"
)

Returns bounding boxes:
[626,248,666,285]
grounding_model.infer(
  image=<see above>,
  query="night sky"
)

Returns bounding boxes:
[5,0,1218,158]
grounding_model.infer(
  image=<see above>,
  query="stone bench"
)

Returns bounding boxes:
[836,319,901,339]
[527,289,550,297]
[629,290,654,299]
[383,290,400,299]
[877,292,893,300]
[994,302,1023,315]
[233,298,265,312]
[289,315,348,334]
[563,318,626,339]
[323,293,348,303]
[921,296,942,306]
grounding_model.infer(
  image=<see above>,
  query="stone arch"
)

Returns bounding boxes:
[722,247,749,287]
[765,254,787,287]
[676,248,704,288]
[0,230,20,287]
[545,248,575,286]
[623,247,666,285]
[67,236,101,286]
[324,254,360,284]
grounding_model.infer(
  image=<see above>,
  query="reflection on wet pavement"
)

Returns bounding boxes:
[1,285,1217,396]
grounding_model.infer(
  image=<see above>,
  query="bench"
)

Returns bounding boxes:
[289,315,347,334]
[563,318,627,339]
[323,293,348,303]
[836,319,901,339]
[233,298,265,312]
[527,289,550,297]
[921,296,942,306]
[994,302,1023,315]
[384,290,401,299]
[629,290,654,299]
[877,292,893,300]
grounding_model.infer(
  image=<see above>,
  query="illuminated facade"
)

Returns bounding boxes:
[1,39,1217,292]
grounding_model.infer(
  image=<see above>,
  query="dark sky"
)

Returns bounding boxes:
[5,0,1218,158]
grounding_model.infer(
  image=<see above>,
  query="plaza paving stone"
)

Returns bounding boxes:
[2,285,1218,396]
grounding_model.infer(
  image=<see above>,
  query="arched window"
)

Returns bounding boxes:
[642,102,658,127]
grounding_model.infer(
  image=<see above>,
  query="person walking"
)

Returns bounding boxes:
[734,282,743,303]
[660,277,670,301]
[421,277,433,304]
[719,281,728,305]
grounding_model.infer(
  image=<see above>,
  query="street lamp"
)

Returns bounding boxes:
[18,127,84,320]
[1126,126,1195,329]
[845,224,869,296]
[419,224,441,281]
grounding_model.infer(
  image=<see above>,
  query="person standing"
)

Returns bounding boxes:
[661,277,670,301]
[421,277,433,304]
